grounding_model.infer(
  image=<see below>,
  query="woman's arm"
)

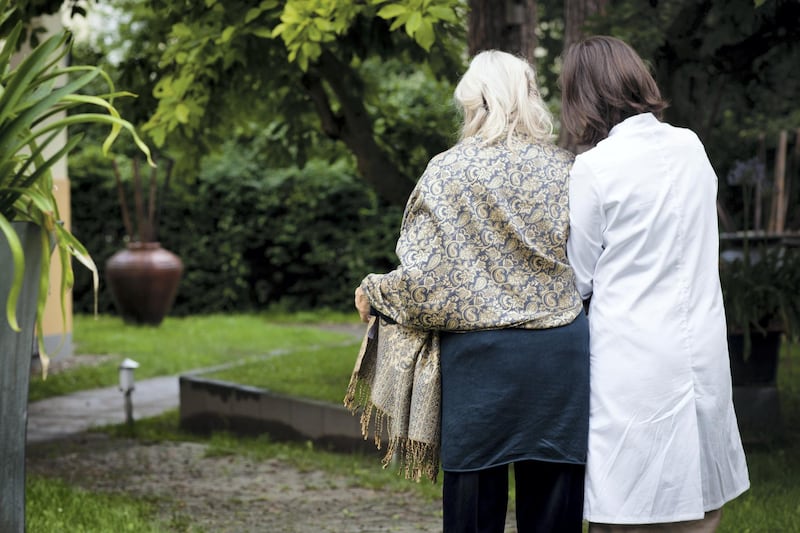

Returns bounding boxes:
[567,158,604,301]
[354,166,438,328]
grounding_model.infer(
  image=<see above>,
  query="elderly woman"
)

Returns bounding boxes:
[353,50,589,533]
[561,36,750,532]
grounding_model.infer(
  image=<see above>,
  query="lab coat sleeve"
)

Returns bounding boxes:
[567,158,603,300]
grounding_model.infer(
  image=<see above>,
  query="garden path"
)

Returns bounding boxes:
[26,323,520,531]
[26,323,445,532]
[27,433,447,532]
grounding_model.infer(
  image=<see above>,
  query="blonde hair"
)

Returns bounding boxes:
[454,50,553,145]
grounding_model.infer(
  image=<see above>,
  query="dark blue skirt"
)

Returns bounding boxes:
[440,311,589,472]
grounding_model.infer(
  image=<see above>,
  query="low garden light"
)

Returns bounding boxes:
[118,358,140,426]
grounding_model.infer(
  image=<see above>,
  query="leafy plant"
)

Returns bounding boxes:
[719,151,800,357]
[0,0,151,353]
[720,244,800,343]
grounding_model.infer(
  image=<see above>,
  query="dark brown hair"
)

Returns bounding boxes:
[560,36,668,147]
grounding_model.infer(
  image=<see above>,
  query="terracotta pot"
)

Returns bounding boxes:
[105,242,183,325]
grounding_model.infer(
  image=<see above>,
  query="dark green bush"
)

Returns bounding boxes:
[70,146,402,315]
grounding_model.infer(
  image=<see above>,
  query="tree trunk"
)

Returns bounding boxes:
[563,0,608,50]
[468,0,538,64]
[303,52,416,206]
[560,0,608,151]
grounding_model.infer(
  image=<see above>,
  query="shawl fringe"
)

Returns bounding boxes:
[343,317,441,483]
[345,373,440,483]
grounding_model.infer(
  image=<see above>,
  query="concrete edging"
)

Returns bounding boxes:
[179,374,375,453]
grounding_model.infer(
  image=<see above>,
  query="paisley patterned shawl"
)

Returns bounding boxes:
[345,136,582,482]
[362,135,582,331]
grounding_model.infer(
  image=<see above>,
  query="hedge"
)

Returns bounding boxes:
[69,146,402,316]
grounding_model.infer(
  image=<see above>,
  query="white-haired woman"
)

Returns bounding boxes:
[354,50,589,532]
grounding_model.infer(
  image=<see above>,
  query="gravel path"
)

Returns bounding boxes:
[27,433,448,532]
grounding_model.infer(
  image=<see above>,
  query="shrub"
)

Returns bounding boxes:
[70,146,402,315]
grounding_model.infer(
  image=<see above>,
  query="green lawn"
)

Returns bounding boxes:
[717,340,800,532]
[26,475,173,533]
[26,313,800,531]
[205,342,361,403]
[29,312,358,402]
[196,329,800,532]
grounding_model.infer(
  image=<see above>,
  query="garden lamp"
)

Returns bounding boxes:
[118,358,140,426]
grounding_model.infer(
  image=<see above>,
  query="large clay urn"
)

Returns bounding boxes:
[105,242,183,325]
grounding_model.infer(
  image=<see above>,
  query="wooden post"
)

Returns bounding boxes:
[786,129,800,230]
[769,130,788,233]
[755,134,766,231]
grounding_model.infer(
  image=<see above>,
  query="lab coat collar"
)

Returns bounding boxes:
[608,112,658,138]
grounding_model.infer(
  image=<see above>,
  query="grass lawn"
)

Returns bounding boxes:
[26,313,800,531]
[196,330,800,531]
[717,340,800,532]
[28,312,359,402]
[26,475,173,532]
[205,342,361,403]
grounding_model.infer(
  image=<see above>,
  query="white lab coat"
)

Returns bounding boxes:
[567,113,750,524]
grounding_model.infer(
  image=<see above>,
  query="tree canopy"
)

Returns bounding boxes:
[16,0,800,213]
[133,0,467,204]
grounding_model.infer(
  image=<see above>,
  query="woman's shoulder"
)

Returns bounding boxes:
[514,141,575,175]
[534,142,575,164]
[426,138,480,167]
[427,137,574,173]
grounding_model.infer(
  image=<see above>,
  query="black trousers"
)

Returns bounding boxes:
[442,460,585,533]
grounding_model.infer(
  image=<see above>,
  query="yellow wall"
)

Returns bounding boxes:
[14,13,74,357]
[42,174,73,357]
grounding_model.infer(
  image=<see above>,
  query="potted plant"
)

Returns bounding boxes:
[0,3,152,530]
[720,155,800,386]
[720,242,800,385]
[105,156,183,326]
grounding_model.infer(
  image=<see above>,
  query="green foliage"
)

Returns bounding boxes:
[363,56,460,177]
[587,0,800,213]
[128,0,464,202]
[374,0,459,50]
[271,0,364,70]
[720,244,800,340]
[184,154,401,312]
[70,124,402,315]
[270,0,460,70]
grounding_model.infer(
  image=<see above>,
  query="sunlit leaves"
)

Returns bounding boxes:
[372,0,458,51]
[270,0,461,69]
[271,1,366,70]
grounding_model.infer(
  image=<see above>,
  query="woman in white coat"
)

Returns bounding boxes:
[561,36,750,532]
